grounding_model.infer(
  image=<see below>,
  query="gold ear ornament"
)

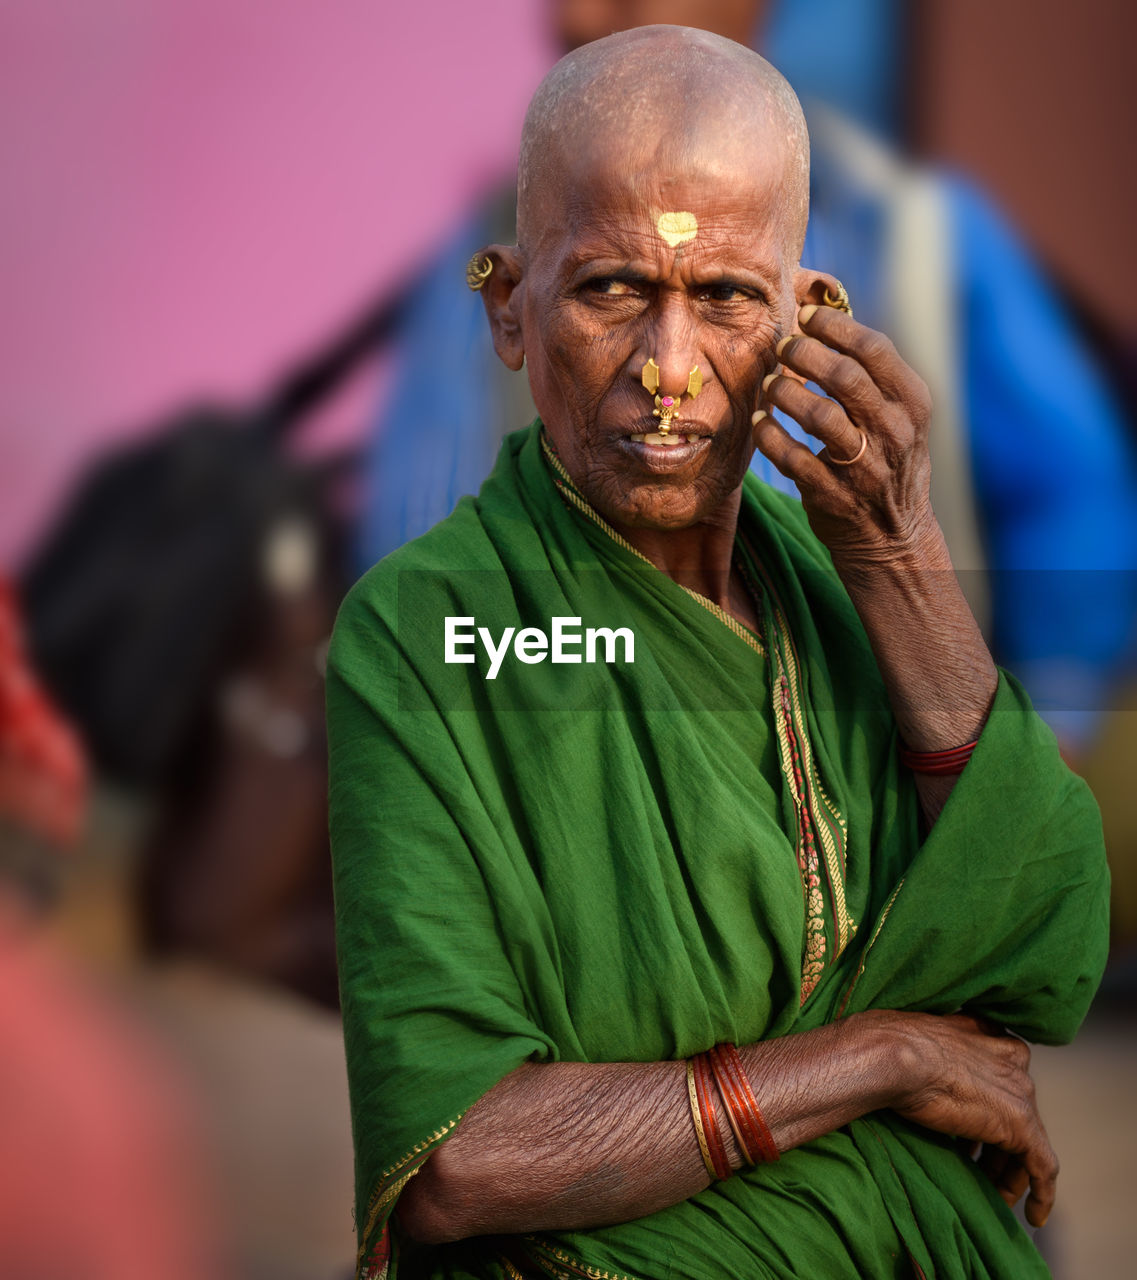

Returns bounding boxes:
[822,281,852,316]
[466,253,493,291]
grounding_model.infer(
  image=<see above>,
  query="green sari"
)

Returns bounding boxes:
[328,424,1108,1280]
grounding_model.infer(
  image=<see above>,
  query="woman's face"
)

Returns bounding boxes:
[514,144,803,534]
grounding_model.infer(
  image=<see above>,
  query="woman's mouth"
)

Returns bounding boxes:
[617,433,710,469]
[629,432,705,447]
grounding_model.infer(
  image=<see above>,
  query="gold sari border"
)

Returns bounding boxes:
[356,1113,463,1278]
[539,433,765,658]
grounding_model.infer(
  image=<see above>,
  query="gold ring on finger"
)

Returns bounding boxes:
[824,428,868,467]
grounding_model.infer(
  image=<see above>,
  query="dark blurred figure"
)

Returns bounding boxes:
[21,286,408,1008]
[0,579,230,1279]
[136,439,343,1008]
[359,0,1137,764]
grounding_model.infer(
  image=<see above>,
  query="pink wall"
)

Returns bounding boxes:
[0,1,551,567]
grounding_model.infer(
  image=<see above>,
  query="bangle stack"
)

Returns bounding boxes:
[898,738,978,776]
[686,1043,779,1180]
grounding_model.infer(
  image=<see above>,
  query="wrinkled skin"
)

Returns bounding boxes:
[495,151,813,534]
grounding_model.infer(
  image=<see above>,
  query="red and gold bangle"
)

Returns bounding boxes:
[689,1051,733,1180]
[708,1042,780,1165]
[898,738,978,776]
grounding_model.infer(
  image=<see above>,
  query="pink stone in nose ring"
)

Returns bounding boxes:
[653,394,682,434]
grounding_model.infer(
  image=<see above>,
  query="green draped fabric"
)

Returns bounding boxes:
[328,423,1108,1280]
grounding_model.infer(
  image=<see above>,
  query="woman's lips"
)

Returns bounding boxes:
[629,431,705,447]
[616,434,709,468]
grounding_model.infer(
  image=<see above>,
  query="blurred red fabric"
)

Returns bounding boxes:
[0,576,86,846]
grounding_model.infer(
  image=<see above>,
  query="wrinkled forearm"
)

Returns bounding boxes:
[396,1012,910,1244]
[831,514,997,825]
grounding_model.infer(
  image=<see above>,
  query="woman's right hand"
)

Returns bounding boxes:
[878,1010,1058,1227]
[396,1006,1059,1244]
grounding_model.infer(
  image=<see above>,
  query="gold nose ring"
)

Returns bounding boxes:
[640,360,702,434]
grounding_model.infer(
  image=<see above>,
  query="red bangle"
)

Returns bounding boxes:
[898,738,978,776]
[690,1051,733,1180]
[708,1043,780,1165]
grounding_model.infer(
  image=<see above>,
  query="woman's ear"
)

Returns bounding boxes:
[478,245,526,372]
[790,267,847,334]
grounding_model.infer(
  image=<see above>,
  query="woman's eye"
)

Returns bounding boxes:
[699,283,754,303]
[585,277,638,296]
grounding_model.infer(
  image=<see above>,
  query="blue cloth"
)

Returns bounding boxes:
[764,0,903,139]
[359,176,1137,745]
[357,214,500,570]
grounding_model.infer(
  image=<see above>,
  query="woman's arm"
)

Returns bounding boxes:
[756,304,997,824]
[827,516,996,825]
[398,1009,1056,1243]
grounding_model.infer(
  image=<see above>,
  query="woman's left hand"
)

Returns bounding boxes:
[753,303,939,568]
[754,301,997,806]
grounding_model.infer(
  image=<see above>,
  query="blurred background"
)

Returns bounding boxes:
[1,1,1133,1277]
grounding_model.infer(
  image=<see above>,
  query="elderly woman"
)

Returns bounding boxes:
[328,27,1107,1280]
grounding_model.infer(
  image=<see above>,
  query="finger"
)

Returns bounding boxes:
[1024,1139,1059,1228]
[752,411,844,496]
[761,373,868,465]
[797,304,914,403]
[775,333,884,424]
[1025,1185,1055,1229]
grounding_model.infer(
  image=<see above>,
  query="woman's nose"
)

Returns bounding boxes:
[641,302,701,400]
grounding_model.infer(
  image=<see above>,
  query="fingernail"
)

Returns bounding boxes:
[799,304,818,325]
[751,409,767,426]
[761,371,779,393]
[775,334,795,357]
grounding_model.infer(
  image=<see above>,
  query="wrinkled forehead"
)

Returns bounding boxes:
[528,123,801,261]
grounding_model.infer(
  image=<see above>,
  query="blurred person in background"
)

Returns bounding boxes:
[0,578,230,1279]
[17,323,374,1276]
[21,313,389,1011]
[358,0,1137,764]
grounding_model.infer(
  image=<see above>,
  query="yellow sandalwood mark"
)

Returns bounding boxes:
[656,210,698,247]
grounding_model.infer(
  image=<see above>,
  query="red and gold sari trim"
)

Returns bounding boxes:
[738,538,856,1003]
[356,1114,463,1279]
[514,1236,645,1280]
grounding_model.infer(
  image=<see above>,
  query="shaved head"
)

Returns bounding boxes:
[517,25,809,259]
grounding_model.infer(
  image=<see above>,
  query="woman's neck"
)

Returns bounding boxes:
[611,488,759,630]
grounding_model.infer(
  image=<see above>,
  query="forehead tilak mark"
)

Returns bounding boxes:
[656,211,698,247]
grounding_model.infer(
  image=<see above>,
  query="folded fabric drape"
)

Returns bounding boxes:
[329,423,1108,1280]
